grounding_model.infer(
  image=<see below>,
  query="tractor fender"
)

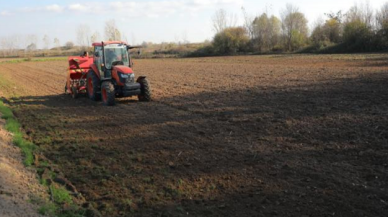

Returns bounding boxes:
[136,76,147,86]
[90,64,101,79]
[136,76,147,81]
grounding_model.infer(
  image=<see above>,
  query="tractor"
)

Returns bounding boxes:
[66,41,151,106]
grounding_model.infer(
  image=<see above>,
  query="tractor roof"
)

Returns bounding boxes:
[92,41,128,46]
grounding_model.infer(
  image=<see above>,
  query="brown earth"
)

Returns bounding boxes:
[0,117,47,217]
[0,54,387,216]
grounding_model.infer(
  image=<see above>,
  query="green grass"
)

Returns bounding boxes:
[0,100,36,166]
[50,185,73,204]
[0,102,13,119]
[0,99,87,216]
[38,202,58,216]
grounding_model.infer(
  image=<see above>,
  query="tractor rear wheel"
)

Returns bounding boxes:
[137,77,151,102]
[87,70,101,101]
[101,81,115,106]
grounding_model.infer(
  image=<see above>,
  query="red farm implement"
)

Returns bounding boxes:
[65,41,151,105]
[66,54,93,99]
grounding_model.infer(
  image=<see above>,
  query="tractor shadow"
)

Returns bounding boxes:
[9,93,141,108]
[6,70,388,217]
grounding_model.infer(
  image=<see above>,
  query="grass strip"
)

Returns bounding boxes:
[0,99,87,216]
[0,100,36,166]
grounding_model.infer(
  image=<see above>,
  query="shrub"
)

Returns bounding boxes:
[64,41,75,50]
[212,27,250,55]
[343,20,374,51]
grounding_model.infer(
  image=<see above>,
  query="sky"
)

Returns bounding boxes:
[0,0,387,48]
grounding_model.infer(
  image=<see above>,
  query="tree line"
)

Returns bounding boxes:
[0,19,125,58]
[1,2,387,58]
[201,2,388,56]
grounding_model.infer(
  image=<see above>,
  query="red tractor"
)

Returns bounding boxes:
[66,41,151,106]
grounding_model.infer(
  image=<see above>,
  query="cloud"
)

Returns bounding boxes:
[4,0,244,18]
[16,4,64,14]
[68,4,89,12]
[0,11,12,16]
[45,4,64,12]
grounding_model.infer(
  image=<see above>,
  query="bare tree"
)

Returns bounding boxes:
[229,13,238,28]
[131,32,136,45]
[104,19,122,41]
[212,9,227,33]
[115,29,122,41]
[53,38,61,49]
[364,1,374,28]
[345,1,374,28]
[212,9,238,33]
[43,35,50,50]
[182,31,189,45]
[241,7,255,39]
[0,36,17,57]
[77,24,91,48]
[26,35,38,50]
[376,2,388,29]
[174,34,180,45]
[122,35,128,44]
[91,31,101,43]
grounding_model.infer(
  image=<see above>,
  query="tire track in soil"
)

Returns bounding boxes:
[0,64,62,95]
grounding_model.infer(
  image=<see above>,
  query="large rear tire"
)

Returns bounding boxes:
[101,81,116,106]
[137,77,151,102]
[87,70,101,101]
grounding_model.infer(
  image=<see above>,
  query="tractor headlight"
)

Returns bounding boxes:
[128,73,135,83]
[120,74,129,79]
[126,73,135,83]
[119,73,135,83]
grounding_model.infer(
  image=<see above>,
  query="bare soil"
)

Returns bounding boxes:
[0,117,47,217]
[0,54,387,216]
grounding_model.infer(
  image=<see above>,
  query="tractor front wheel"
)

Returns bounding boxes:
[137,77,151,102]
[87,70,101,101]
[71,87,78,99]
[101,81,115,106]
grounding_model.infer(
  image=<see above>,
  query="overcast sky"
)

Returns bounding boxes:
[0,0,387,47]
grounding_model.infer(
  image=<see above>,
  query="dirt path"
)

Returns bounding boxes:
[0,117,47,217]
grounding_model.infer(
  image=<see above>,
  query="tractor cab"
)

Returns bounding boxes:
[93,42,133,79]
[83,41,151,106]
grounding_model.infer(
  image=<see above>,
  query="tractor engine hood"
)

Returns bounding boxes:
[114,66,133,74]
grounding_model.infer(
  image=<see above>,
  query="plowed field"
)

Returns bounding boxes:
[0,54,387,216]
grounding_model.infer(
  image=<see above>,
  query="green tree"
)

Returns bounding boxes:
[340,3,375,52]
[310,16,342,48]
[281,4,308,51]
[252,13,281,52]
[343,20,373,51]
[253,13,269,51]
[376,3,388,49]
[324,18,342,43]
